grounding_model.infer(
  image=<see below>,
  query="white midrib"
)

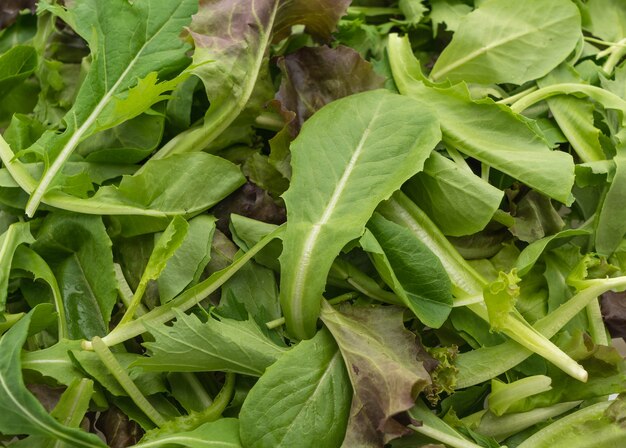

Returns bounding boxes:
[25,5,184,217]
[0,225,16,268]
[134,437,238,448]
[0,373,96,447]
[289,104,382,333]
[431,14,574,81]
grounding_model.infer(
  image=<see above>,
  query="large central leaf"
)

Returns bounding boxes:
[279,90,441,339]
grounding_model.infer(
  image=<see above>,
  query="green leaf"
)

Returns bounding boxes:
[362,213,452,328]
[483,271,521,332]
[596,155,626,256]
[279,89,441,339]
[584,0,626,43]
[21,339,83,386]
[32,213,117,340]
[0,45,37,97]
[404,151,503,236]
[137,311,287,376]
[26,0,197,215]
[0,310,105,446]
[430,0,581,85]
[488,376,552,416]
[158,215,216,303]
[388,34,576,204]
[320,303,431,447]
[0,221,34,313]
[132,418,242,448]
[429,0,473,37]
[515,228,592,276]
[12,245,68,338]
[239,328,351,448]
[120,216,188,324]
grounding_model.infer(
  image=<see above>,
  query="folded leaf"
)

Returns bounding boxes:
[596,155,626,256]
[132,418,242,448]
[0,221,34,313]
[239,328,351,448]
[362,213,452,328]
[320,303,431,447]
[430,0,581,85]
[279,89,441,339]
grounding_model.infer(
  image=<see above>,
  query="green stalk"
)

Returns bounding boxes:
[510,83,626,115]
[83,226,284,349]
[379,192,588,382]
[91,337,166,427]
[408,424,486,448]
[586,297,610,346]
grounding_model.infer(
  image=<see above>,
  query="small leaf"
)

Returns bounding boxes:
[239,329,351,448]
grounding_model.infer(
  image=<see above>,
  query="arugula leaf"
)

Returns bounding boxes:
[279,89,441,339]
[24,0,197,216]
[0,45,37,98]
[321,303,432,447]
[0,309,106,446]
[239,328,351,448]
[430,0,581,85]
[137,311,287,376]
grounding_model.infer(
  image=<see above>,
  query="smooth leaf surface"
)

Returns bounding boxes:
[31,213,116,340]
[404,151,503,236]
[132,418,242,448]
[389,34,576,204]
[137,311,287,376]
[363,213,452,328]
[430,0,581,85]
[279,89,441,339]
[596,156,626,256]
[239,329,351,448]
[0,221,33,313]
[321,303,431,447]
[0,45,37,98]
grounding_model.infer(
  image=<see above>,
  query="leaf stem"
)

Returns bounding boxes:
[495,85,538,105]
[91,337,166,427]
[327,291,360,305]
[83,226,285,349]
[408,423,485,448]
[266,317,286,330]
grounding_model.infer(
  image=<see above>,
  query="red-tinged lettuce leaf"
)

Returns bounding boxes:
[272,0,351,42]
[601,291,626,339]
[156,0,351,158]
[0,0,35,30]
[320,302,432,447]
[277,45,385,131]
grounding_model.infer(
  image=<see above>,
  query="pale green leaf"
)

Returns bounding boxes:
[430,0,581,85]
[132,418,242,448]
[279,89,441,339]
[596,155,626,256]
[388,34,576,204]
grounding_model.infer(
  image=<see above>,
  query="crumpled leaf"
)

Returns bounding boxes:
[276,45,385,132]
[320,302,432,447]
[483,271,521,332]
